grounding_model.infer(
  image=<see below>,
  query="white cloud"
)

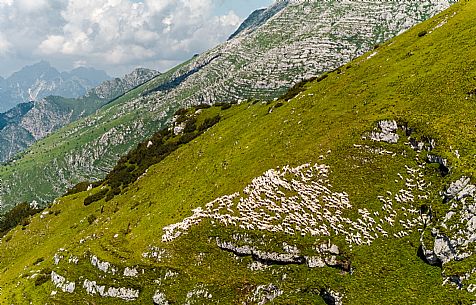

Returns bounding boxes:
[0,0,243,76]
[39,35,65,54]
[17,0,49,12]
[0,34,11,55]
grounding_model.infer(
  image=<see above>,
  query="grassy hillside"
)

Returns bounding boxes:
[1,1,476,304]
[0,0,454,212]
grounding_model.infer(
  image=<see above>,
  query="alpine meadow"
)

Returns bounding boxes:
[1,1,476,304]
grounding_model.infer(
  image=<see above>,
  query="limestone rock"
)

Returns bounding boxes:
[444,177,476,202]
[51,271,75,293]
[124,267,138,277]
[250,284,283,305]
[369,120,399,144]
[83,279,139,301]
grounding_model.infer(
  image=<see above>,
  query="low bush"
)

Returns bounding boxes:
[199,115,221,132]
[174,108,188,116]
[418,30,427,37]
[65,181,102,196]
[87,214,97,225]
[96,112,222,202]
[195,103,211,110]
[34,267,52,286]
[221,103,232,110]
[34,274,50,286]
[0,202,42,237]
[279,76,323,101]
[84,189,108,206]
[33,257,44,265]
[183,117,197,133]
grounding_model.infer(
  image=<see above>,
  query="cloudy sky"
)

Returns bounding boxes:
[0,0,273,77]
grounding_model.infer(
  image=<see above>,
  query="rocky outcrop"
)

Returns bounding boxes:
[90,255,117,275]
[51,271,76,293]
[89,68,159,101]
[216,237,349,272]
[217,238,305,264]
[83,279,139,301]
[368,120,399,144]
[443,177,476,202]
[249,284,283,305]
[184,285,213,304]
[153,291,170,305]
[123,267,138,277]
[419,176,476,292]
[427,154,450,176]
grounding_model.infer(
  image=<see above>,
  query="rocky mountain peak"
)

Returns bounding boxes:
[0,61,111,112]
[228,0,289,40]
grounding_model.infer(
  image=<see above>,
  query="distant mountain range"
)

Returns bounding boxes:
[0,68,160,162]
[0,61,111,112]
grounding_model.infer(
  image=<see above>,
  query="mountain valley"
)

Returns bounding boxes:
[0,68,159,163]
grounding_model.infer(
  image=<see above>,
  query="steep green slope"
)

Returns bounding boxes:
[1,1,476,304]
[0,0,455,212]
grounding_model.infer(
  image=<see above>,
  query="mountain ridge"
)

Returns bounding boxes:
[0,68,160,163]
[0,61,111,112]
[228,1,288,40]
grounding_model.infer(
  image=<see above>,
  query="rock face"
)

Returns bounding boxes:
[51,271,76,293]
[217,238,306,264]
[228,1,288,40]
[0,68,159,163]
[0,1,455,210]
[369,120,400,144]
[420,176,476,291]
[87,68,159,101]
[0,61,110,112]
[83,279,139,301]
[443,177,476,202]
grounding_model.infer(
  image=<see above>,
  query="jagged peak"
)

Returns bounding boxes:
[228,0,289,40]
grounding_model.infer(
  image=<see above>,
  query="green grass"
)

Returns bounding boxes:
[1,1,476,304]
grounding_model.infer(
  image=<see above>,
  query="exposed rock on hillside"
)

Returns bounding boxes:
[0,68,159,163]
[88,68,159,101]
[0,61,111,112]
[420,176,476,291]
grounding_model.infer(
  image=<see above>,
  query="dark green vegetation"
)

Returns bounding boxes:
[0,202,42,238]
[80,108,221,205]
[279,75,327,101]
[1,1,476,304]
